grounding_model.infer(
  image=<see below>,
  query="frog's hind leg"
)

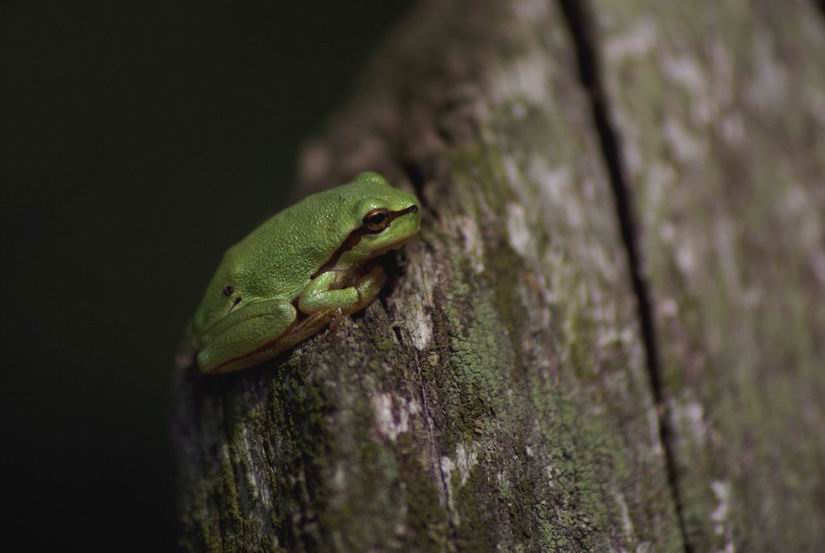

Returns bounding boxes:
[270,310,339,357]
[196,299,296,373]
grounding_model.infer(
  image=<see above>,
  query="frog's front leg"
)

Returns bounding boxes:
[196,299,296,373]
[298,265,386,315]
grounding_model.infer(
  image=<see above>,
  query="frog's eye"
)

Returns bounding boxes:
[222,285,234,297]
[363,208,390,233]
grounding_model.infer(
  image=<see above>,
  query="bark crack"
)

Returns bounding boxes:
[556,1,693,550]
[400,327,458,545]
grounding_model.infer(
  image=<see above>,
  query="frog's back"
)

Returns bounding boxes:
[192,172,408,337]
[228,198,346,298]
[227,173,395,299]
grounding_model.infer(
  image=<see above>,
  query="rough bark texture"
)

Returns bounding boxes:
[175,1,825,551]
[590,1,825,551]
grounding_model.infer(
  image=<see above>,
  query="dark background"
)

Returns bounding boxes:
[1,2,413,551]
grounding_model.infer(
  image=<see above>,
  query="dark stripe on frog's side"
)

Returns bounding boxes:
[310,204,418,279]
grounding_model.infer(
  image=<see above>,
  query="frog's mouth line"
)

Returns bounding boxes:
[365,234,416,260]
[311,204,419,279]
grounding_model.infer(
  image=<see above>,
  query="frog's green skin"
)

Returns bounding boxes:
[190,172,421,373]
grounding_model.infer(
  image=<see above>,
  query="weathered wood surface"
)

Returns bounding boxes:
[175,1,825,551]
[590,1,825,550]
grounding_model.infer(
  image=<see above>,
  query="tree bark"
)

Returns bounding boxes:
[175,1,825,551]
[589,1,825,551]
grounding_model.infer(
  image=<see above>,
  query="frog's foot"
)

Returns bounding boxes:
[346,264,386,314]
[329,308,346,333]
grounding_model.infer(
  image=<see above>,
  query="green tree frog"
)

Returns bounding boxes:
[188,172,421,373]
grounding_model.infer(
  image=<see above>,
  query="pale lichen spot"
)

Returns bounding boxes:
[709,41,736,122]
[675,399,707,446]
[719,113,745,147]
[333,462,346,490]
[506,203,533,258]
[611,107,644,176]
[503,156,520,189]
[646,406,664,458]
[530,162,583,229]
[371,393,413,441]
[408,302,433,350]
[658,297,679,318]
[491,50,552,106]
[781,185,823,250]
[710,480,733,545]
[644,163,677,222]
[513,0,548,21]
[596,326,633,349]
[440,455,458,520]
[661,53,705,99]
[663,119,704,164]
[237,425,269,506]
[543,464,557,488]
[675,239,697,275]
[440,455,455,484]
[605,17,657,63]
[457,215,485,273]
[661,52,716,125]
[495,471,511,497]
[613,490,635,543]
[530,161,569,205]
[440,443,478,523]
[454,442,480,487]
[746,35,788,111]
[660,222,676,243]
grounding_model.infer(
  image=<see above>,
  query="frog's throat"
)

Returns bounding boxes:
[311,204,418,279]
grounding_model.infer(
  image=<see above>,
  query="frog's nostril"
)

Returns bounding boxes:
[409,204,418,213]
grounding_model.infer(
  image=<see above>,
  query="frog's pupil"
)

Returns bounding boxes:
[364,208,391,232]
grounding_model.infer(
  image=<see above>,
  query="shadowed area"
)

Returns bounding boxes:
[0,2,413,551]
